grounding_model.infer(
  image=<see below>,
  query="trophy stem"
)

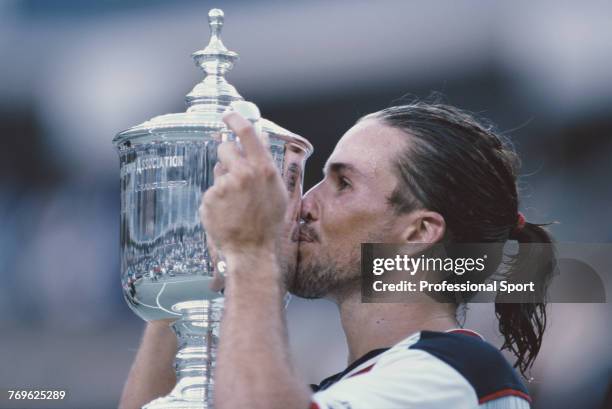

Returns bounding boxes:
[143,299,223,409]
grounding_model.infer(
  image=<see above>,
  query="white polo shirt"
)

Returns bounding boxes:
[310,329,531,409]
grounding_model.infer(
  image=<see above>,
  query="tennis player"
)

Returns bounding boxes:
[120,102,555,409]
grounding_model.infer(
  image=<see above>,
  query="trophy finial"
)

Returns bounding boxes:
[186,8,242,111]
[202,8,230,55]
[208,8,224,36]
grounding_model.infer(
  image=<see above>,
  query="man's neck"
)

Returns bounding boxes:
[337,291,458,364]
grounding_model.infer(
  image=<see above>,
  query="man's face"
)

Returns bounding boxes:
[289,118,409,299]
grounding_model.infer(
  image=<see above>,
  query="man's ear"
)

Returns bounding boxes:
[401,210,446,243]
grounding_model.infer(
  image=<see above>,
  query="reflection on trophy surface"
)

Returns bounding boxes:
[113,8,312,409]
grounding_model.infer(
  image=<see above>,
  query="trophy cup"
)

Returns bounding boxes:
[113,9,312,408]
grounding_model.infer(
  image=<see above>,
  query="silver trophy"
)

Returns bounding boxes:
[113,9,312,409]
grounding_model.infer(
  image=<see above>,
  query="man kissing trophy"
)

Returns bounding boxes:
[113,9,313,408]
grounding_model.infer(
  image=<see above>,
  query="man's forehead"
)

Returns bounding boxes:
[325,119,407,175]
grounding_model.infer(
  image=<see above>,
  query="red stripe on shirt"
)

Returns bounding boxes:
[479,388,532,404]
[447,329,484,339]
[347,363,375,378]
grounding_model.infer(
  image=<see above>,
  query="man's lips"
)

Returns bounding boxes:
[291,225,318,243]
[298,232,315,243]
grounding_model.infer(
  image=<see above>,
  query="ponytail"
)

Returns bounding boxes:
[369,101,557,377]
[495,222,556,377]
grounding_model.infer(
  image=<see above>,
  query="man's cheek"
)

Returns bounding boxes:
[325,213,377,244]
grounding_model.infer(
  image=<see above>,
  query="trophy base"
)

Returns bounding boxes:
[141,371,215,409]
[143,394,213,409]
[140,300,221,409]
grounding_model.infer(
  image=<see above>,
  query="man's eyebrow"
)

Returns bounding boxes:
[323,162,364,177]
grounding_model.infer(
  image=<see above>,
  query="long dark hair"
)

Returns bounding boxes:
[365,100,556,377]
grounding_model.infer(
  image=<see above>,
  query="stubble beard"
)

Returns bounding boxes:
[288,245,361,300]
[288,227,393,300]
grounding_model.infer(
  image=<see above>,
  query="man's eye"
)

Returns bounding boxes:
[338,177,351,191]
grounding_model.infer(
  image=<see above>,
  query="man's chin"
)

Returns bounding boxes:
[289,257,336,299]
[287,277,326,300]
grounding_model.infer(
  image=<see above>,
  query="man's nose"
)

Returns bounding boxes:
[300,186,320,223]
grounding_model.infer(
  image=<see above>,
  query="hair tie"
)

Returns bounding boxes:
[511,212,526,237]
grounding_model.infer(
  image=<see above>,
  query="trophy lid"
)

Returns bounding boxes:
[114,9,312,155]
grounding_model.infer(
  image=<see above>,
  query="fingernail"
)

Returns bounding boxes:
[222,111,249,129]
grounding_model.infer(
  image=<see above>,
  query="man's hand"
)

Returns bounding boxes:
[200,112,312,409]
[199,112,288,263]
